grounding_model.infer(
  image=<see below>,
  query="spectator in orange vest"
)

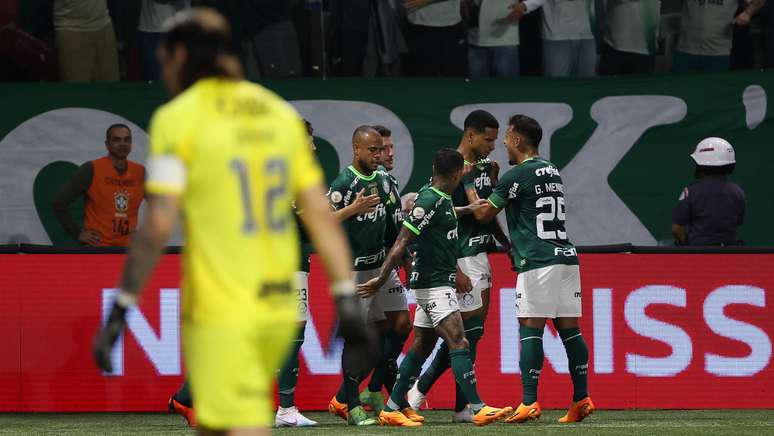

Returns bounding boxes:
[52,124,145,246]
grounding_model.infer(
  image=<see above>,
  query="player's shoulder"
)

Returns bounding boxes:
[238,80,298,119]
[330,166,356,188]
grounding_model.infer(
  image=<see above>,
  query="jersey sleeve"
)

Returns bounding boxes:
[488,167,520,209]
[288,114,324,197]
[145,105,191,196]
[327,175,353,211]
[672,187,691,225]
[402,191,439,236]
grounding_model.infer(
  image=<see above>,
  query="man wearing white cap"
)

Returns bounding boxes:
[672,137,746,246]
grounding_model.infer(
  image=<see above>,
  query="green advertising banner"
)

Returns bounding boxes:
[0,72,771,246]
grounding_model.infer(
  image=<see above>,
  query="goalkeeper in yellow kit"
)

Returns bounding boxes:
[92,9,374,436]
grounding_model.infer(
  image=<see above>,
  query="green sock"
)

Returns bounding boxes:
[455,317,484,412]
[374,330,408,394]
[416,341,449,394]
[559,327,589,402]
[519,326,544,405]
[278,325,305,408]
[385,350,425,412]
[449,348,484,412]
[172,380,192,408]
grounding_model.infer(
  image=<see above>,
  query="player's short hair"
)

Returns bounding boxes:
[352,125,378,144]
[372,125,392,137]
[303,119,313,136]
[464,110,499,133]
[161,8,241,91]
[105,123,131,139]
[509,114,542,148]
[433,148,464,178]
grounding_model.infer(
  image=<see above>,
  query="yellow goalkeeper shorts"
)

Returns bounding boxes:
[182,314,297,429]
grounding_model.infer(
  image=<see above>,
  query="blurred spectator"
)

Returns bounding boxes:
[672,137,745,246]
[138,0,191,80]
[54,0,119,82]
[599,0,660,75]
[237,0,303,78]
[466,0,521,78]
[764,1,774,67]
[673,0,766,73]
[520,0,597,77]
[404,0,467,76]
[331,0,406,76]
[0,0,58,82]
[52,124,145,247]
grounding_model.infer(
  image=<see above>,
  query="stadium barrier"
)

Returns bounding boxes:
[1,248,772,412]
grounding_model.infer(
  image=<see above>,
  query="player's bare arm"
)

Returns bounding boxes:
[455,197,489,217]
[455,265,473,293]
[93,194,179,373]
[474,199,502,223]
[357,226,416,297]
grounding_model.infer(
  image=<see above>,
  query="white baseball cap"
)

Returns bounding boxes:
[690,137,736,166]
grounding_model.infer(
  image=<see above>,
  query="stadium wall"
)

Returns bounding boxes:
[1,72,773,246]
[1,252,772,412]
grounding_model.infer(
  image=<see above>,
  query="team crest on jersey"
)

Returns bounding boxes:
[114,191,129,212]
[330,191,343,204]
[412,207,426,219]
[383,180,391,195]
[461,293,474,307]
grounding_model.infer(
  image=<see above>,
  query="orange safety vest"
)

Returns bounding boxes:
[84,156,145,246]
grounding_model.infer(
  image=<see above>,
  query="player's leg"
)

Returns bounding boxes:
[169,379,196,426]
[276,271,317,427]
[362,271,411,410]
[378,305,437,427]
[434,308,512,426]
[506,265,558,424]
[554,265,594,423]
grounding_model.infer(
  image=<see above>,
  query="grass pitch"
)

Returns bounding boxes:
[0,410,772,435]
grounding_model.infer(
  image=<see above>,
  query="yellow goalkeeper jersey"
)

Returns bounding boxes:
[146,77,323,326]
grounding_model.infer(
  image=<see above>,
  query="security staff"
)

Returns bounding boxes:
[672,137,746,246]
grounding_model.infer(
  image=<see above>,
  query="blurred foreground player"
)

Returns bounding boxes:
[474,115,595,423]
[93,9,372,436]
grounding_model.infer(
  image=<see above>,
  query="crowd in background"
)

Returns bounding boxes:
[1,0,773,81]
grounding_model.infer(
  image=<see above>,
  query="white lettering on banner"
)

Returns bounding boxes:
[593,288,614,374]
[300,310,344,375]
[703,285,772,377]
[624,285,693,377]
[101,288,180,376]
[562,96,687,245]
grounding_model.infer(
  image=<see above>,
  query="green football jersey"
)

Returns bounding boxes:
[328,165,392,271]
[453,158,496,258]
[403,185,459,289]
[488,157,579,273]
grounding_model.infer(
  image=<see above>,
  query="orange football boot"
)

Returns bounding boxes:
[378,410,423,427]
[168,398,197,427]
[328,396,349,421]
[504,402,541,423]
[558,397,595,423]
[472,405,514,426]
[401,407,425,423]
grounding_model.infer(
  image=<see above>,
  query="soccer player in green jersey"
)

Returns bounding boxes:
[358,125,412,412]
[326,126,401,426]
[475,114,595,424]
[408,110,511,422]
[359,149,513,427]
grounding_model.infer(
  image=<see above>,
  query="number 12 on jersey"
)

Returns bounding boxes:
[230,158,288,234]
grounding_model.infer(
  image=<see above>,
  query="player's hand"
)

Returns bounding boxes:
[79,229,101,246]
[734,11,751,26]
[357,277,384,298]
[352,188,380,215]
[504,2,527,22]
[404,0,432,13]
[93,301,128,373]
[456,269,473,294]
[468,199,489,213]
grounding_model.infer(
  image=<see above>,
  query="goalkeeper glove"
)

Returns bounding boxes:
[93,291,134,373]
